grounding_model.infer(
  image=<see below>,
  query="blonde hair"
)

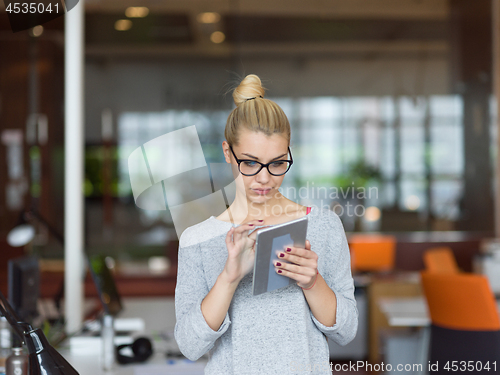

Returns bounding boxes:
[225,74,291,147]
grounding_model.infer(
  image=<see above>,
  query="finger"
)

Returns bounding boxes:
[235,219,265,238]
[274,260,316,276]
[232,223,256,242]
[281,245,318,260]
[233,223,255,233]
[275,266,313,285]
[225,227,234,246]
[275,251,317,268]
[226,227,238,246]
[248,225,272,241]
[274,261,317,279]
[233,221,261,235]
[240,218,266,227]
[305,240,311,250]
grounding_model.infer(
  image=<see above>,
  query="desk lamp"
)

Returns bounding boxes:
[0,290,80,375]
[7,208,68,316]
[7,209,64,248]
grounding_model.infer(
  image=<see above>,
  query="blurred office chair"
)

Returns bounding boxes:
[420,272,500,372]
[349,234,396,272]
[423,247,459,274]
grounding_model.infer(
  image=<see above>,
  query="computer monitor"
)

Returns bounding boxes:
[8,256,40,323]
[87,255,123,316]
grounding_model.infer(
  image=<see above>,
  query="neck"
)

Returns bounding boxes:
[228,188,286,223]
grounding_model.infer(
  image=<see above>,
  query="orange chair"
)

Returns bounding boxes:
[420,272,500,368]
[348,234,396,272]
[423,247,459,274]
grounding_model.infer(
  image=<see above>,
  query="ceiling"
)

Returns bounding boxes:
[0,0,451,59]
[83,0,448,19]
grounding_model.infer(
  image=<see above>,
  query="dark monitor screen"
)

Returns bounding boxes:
[87,255,123,316]
[8,256,39,322]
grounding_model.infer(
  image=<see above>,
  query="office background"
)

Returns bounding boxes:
[2,0,495,255]
[0,0,499,372]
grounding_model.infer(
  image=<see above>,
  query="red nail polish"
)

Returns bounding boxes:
[249,224,254,226]
[279,253,285,258]
[278,270,282,274]
[276,262,281,266]
[286,247,291,252]
[258,220,264,222]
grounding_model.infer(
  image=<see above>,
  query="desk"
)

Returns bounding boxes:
[378,297,500,375]
[378,297,430,375]
[378,297,429,327]
[367,272,422,364]
[379,297,500,327]
[57,297,207,374]
[61,352,206,375]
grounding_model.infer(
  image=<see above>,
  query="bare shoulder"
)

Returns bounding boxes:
[279,200,309,221]
[288,205,308,217]
[215,209,231,222]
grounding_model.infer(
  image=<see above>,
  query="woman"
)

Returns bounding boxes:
[174,74,357,374]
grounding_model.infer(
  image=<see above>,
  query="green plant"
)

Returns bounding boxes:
[334,160,382,190]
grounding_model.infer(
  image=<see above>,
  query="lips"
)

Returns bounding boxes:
[253,188,271,195]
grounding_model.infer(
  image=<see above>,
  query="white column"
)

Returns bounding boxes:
[64,1,85,333]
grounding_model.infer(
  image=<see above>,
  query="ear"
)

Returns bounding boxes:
[222,141,231,164]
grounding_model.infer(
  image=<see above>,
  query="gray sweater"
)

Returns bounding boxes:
[174,205,358,374]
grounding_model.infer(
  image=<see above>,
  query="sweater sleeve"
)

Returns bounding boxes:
[174,234,231,360]
[309,211,358,346]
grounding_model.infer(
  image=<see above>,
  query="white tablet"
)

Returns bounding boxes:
[252,215,309,296]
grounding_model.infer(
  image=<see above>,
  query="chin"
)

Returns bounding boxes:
[248,188,275,200]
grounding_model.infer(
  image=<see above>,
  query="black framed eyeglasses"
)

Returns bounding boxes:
[229,145,293,176]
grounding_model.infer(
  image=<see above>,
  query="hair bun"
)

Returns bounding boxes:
[233,74,266,106]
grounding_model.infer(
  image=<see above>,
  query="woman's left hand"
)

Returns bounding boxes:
[274,239,318,289]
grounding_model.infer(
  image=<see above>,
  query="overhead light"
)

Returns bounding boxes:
[405,195,420,211]
[125,6,149,18]
[197,12,221,24]
[30,25,43,37]
[210,31,225,44]
[364,206,381,222]
[115,19,133,31]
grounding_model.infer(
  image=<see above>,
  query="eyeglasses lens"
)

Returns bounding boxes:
[239,161,291,176]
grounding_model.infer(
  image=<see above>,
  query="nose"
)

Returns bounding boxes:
[254,165,271,183]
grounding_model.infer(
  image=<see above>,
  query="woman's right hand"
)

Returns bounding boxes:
[222,219,269,284]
